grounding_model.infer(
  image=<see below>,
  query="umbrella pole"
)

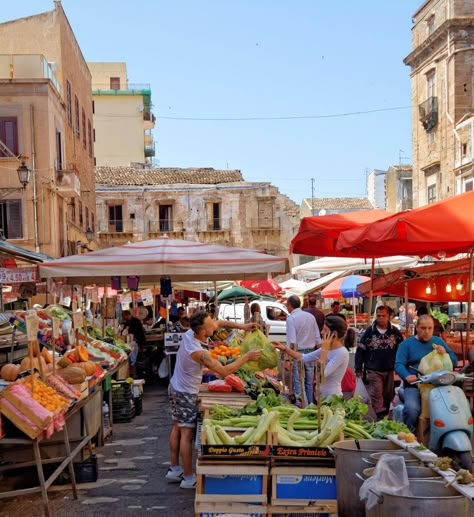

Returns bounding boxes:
[214,281,218,318]
[404,281,409,339]
[367,257,375,320]
[465,249,474,364]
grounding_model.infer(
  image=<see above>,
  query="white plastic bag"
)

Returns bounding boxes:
[158,357,169,378]
[360,454,411,511]
[354,377,370,404]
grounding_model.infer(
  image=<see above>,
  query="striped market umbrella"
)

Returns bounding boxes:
[321,275,372,299]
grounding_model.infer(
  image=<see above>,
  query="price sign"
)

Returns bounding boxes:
[91,287,99,304]
[72,311,83,329]
[140,289,153,307]
[25,310,39,341]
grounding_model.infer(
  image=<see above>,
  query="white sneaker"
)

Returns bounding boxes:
[165,467,183,483]
[180,475,197,489]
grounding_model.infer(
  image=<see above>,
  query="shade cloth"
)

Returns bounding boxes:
[290,209,390,257]
[39,238,289,283]
[337,191,474,258]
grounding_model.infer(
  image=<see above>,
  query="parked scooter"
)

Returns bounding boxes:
[393,348,474,471]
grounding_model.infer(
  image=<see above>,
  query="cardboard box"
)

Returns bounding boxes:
[195,502,267,517]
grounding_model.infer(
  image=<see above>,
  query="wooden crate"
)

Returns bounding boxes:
[270,465,337,510]
[196,459,269,505]
[267,505,337,516]
[195,502,268,517]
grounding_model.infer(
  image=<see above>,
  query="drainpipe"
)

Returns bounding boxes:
[30,105,40,252]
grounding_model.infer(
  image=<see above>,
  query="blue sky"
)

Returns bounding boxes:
[2,0,422,206]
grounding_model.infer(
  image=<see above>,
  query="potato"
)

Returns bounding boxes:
[405,433,416,443]
[397,431,407,441]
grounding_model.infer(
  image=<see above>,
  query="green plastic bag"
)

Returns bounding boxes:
[240,329,278,371]
[418,345,453,374]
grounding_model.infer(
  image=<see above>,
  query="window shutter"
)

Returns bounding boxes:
[206,202,214,229]
[7,200,22,239]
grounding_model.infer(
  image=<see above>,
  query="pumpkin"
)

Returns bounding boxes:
[75,345,89,362]
[57,355,73,368]
[20,356,47,372]
[75,361,97,376]
[0,363,21,382]
[41,347,52,364]
[57,366,86,384]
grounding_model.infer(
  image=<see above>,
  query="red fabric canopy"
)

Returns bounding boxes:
[290,209,390,257]
[240,279,282,296]
[357,257,474,302]
[337,191,474,258]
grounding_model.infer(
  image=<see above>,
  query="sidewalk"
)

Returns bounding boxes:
[0,384,195,517]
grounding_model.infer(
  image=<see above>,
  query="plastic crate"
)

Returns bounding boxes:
[43,455,99,485]
[112,381,135,423]
[133,396,143,416]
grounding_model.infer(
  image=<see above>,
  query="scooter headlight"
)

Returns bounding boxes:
[438,372,456,385]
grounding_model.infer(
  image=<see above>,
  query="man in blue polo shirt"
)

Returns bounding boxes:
[395,314,457,431]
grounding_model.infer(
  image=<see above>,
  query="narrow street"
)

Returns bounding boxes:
[0,385,195,517]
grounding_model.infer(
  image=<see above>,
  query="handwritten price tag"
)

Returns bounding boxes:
[25,311,39,341]
[52,317,61,339]
[72,311,83,329]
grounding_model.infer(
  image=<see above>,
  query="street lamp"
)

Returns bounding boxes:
[17,162,31,188]
[85,227,94,243]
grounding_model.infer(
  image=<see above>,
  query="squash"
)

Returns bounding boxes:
[41,347,52,364]
[57,355,73,368]
[75,361,97,376]
[74,345,89,362]
[0,363,21,382]
[20,356,47,372]
[57,366,86,384]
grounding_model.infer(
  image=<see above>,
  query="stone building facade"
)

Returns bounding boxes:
[385,165,413,213]
[300,197,374,218]
[0,1,96,257]
[95,166,300,263]
[404,0,474,206]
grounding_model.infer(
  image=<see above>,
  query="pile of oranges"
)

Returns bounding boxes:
[25,378,70,413]
[209,342,241,363]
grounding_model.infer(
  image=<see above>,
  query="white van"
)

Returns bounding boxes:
[218,300,288,342]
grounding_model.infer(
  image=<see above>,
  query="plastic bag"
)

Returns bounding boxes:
[207,379,232,392]
[158,357,169,378]
[418,346,453,374]
[354,377,370,404]
[359,454,411,511]
[240,329,277,371]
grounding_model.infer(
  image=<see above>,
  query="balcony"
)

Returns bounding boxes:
[92,83,151,96]
[418,96,438,132]
[144,130,155,157]
[251,217,281,232]
[55,165,80,198]
[0,54,61,94]
[197,218,232,233]
[147,219,184,238]
[143,110,156,130]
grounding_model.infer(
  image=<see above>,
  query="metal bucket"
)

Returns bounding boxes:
[365,479,469,517]
[333,439,403,517]
[367,450,421,466]
[362,465,442,479]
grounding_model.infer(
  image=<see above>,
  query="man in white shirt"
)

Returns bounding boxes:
[286,295,322,404]
[166,311,260,489]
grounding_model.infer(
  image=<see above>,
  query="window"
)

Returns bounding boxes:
[465,179,474,192]
[130,213,135,220]
[427,184,437,204]
[0,117,18,156]
[88,120,93,157]
[428,131,436,145]
[55,129,62,170]
[78,200,83,226]
[74,95,80,139]
[71,200,76,223]
[110,77,120,90]
[108,205,123,232]
[462,143,468,156]
[427,70,436,99]
[427,15,435,35]
[92,100,95,115]
[159,204,173,231]
[66,81,72,127]
[82,108,86,149]
[257,200,274,228]
[0,200,22,239]
[85,207,89,230]
[206,202,221,230]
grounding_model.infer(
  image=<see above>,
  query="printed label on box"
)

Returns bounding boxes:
[204,474,263,495]
[201,444,271,457]
[275,473,336,500]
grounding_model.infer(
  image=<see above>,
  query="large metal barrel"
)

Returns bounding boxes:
[333,439,403,517]
[365,479,469,517]
[368,450,421,466]
[362,465,441,479]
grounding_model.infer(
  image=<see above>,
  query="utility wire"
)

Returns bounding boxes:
[157,105,411,121]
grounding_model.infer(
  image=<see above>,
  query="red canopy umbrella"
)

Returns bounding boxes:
[290,209,390,257]
[336,191,474,259]
[240,279,282,296]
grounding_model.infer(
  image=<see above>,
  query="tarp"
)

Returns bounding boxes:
[292,255,417,275]
[240,279,282,296]
[0,240,51,263]
[357,257,474,302]
[39,238,289,283]
[290,209,391,257]
[337,191,474,258]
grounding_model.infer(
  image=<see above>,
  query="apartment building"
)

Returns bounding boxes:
[88,62,155,167]
[404,0,474,206]
[0,1,96,257]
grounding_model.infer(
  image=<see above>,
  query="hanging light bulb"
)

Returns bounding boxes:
[425,282,431,295]
[432,282,437,296]
[446,280,452,293]
[456,278,463,291]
